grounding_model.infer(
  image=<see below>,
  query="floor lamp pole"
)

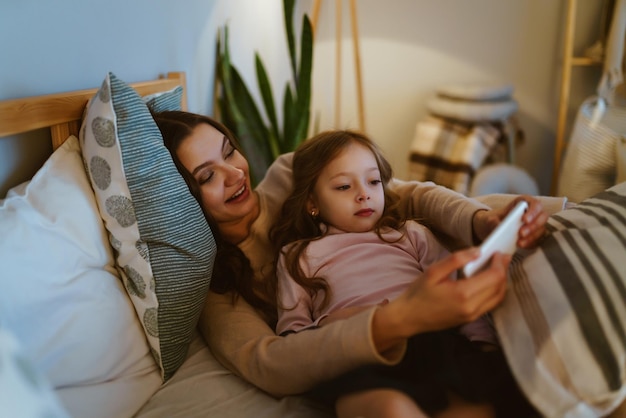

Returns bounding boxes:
[310,0,365,131]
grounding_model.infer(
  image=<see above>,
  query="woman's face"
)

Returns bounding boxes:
[176,123,258,234]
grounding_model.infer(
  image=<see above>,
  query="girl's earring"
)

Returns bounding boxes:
[310,210,317,217]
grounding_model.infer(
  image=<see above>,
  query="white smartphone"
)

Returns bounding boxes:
[462,200,529,277]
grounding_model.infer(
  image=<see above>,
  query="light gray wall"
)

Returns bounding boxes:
[1,0,603,196]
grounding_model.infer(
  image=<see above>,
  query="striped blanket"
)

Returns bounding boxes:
[408,116,501,194]
[494,181,626,418]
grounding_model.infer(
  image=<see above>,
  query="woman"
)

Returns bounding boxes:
[152,110,547,416]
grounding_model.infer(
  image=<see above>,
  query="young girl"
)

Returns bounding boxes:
[271,130,536,418]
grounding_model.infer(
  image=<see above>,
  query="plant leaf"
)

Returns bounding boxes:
[213,0,316,180]
[255,53,280,149]
[229,66,274,182]
[293,14,313,148]
[217,25,271,184]
[296,15,313,107]
[283,0,297,81]
[282,84,296,154]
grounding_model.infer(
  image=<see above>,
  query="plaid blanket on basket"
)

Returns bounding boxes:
[408,116,501,194]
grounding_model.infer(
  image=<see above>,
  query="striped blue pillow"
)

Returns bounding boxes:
[143,86,183,112]
[80,72,216,381]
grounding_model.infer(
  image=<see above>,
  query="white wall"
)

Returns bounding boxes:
[1,0,603,196]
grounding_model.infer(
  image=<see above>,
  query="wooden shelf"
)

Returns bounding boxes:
[571,56,602,66]
[551,0,602,194]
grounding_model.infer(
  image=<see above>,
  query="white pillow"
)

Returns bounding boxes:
[437,83,514,101]
[0,136,161,418]
[0,328,70,418]
[427,96,518,122]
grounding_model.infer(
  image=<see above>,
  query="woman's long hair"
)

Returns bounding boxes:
[269,130,403,313]
[152,110,275,322]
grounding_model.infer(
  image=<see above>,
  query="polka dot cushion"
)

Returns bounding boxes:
[80,72,216,381]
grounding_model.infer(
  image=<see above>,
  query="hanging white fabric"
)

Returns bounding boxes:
[558,0,626,202]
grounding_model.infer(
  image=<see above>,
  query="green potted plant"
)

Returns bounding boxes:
[215,0,313,185]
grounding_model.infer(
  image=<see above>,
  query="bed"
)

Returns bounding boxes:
[0,71,329,418]
[1,71,625,418]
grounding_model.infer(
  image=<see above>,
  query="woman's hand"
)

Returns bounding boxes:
[371,248,510,354]
[472,196,548,248]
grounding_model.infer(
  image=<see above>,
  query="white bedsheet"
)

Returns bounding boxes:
[136,333,332,418]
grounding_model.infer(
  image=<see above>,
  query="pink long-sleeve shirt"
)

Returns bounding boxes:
[276,221,449,335]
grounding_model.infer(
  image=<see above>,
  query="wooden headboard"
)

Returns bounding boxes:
[0,71,187,150]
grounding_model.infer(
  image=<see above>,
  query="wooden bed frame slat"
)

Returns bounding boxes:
[0,72,187,149]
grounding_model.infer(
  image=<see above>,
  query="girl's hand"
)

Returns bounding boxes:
[473,196,548,249]
[371,248,510,353]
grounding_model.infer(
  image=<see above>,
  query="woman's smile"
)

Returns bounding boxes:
[227,184,249,203]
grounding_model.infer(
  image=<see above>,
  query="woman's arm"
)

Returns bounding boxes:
[390,178,489,248]
[370,247,510,354]
[200,291,406,397]
[392,179,552,250]
[201,247,509,397]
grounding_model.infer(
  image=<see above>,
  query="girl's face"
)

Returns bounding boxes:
[308,142,385,233]
[176,123,258,235]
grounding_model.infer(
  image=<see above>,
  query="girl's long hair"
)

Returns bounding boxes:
[152,110,275,322]
[269,130,403,313]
